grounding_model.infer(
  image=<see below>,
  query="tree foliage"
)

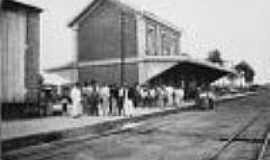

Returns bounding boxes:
[206,49,224,66]
[235,61,255,83]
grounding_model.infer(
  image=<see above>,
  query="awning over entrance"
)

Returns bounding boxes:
[147,59,235,86]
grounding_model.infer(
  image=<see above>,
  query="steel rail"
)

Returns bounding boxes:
[202,112,262,160]
[256,131,270,160]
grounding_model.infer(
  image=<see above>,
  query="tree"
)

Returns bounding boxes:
[206,49,224,66]
[235,61,255,85]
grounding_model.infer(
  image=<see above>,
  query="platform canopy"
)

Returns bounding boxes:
[147,58,236,86]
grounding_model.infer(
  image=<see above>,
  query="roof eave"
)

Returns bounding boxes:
[3,0,43,13]
[142,11,181,33]
[67,0,181,33]
[68,0,105,28]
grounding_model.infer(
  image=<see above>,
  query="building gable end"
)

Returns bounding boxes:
[68,0,105,27]
[68,0,140,28]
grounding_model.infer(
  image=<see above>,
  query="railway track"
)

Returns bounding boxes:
[256,130,270,160]
[2,102,268,160]
[202,112,264,160]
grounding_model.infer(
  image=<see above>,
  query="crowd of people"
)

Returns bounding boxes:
[62,80,185,118]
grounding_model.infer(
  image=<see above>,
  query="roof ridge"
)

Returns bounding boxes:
[68,0,181,32]
[110,0,144,13]
[112,0,181,31]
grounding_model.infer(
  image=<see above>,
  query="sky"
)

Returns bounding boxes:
[20,0,270,84]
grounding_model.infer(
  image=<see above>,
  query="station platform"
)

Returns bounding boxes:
[2,101,193,141]
[2,92,256,153]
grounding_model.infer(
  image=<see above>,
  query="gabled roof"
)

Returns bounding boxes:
[2,0,43,12]
[68,0,181,32]
[68,0,105,28]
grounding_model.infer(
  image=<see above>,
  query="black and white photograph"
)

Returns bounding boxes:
[1,0,270,159]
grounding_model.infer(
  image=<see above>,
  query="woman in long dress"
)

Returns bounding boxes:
[70,83,83,118]
[123,87,135,116]
[166,86,174,106]
[99,85,110,116]
[174,86,184,107]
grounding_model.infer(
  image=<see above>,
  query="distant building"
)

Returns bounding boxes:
[0,0,42,103]
[48,0,233,86]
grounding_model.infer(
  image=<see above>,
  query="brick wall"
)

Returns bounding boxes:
[78,63,139,85]
[78,0,137,62]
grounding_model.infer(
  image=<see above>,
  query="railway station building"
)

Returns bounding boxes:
[48,0,233,87]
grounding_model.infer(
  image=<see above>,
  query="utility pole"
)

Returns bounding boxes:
[120,12,126,86]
